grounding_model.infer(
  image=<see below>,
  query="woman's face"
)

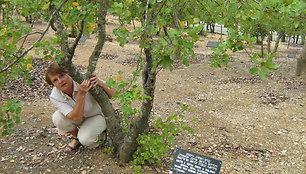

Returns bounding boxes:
[48,73,73,94]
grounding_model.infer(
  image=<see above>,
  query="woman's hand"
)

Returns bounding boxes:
[89,74,115,98]
[90,74,103,87]
[78,79,92,95]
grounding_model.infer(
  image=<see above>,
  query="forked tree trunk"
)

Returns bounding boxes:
[296,43,306,76]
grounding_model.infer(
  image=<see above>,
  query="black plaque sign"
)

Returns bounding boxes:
[171,148,222,174]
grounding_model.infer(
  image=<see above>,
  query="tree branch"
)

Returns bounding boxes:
[69,20,85,56]
[54,4,72,62]
[86,0,109,76]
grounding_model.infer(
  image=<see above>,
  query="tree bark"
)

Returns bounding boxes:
[296,43,306,76]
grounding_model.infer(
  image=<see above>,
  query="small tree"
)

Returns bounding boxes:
[296,43,306,76]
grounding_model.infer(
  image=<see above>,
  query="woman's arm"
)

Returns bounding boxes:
[66,79,92,124]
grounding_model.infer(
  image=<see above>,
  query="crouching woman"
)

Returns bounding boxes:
[45,62,114,152]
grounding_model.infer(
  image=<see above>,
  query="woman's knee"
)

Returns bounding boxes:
[78,134,99,148]
[77,115,106,148]
[52,111,76,134]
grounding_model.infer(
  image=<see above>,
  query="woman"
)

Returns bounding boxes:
[45,62,114,152]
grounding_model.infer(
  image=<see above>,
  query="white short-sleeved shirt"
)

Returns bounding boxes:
[50,81,102,118]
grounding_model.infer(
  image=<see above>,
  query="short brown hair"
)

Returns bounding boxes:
[45,62,67,85]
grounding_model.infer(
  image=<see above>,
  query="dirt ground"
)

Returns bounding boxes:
[0,16,305,174]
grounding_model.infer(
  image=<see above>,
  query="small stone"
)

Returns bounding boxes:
[16,146,23,152]
[281,150,287,154]
[33,155,41,160]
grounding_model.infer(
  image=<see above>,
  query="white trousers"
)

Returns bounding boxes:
[52,111,106,148]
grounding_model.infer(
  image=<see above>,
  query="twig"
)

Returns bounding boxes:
[152,0,168,19]
[244,47,253,58]
[18,31,44,41]
[18,22,35,51]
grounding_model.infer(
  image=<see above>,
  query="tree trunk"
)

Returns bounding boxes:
[281,33,286,42]
[267,31,272,53]
[260,35,264,57]
[256,36,260,45]
[2,5,6,24]
[118,2,158,162]
[273,33,281,53]
[163,27,168,37]
[296,43,306,76]
[119,46,156,163]
[210,23,215,33]
[301,35,305,45]
[295,35,299,44]
[287,35,291,49]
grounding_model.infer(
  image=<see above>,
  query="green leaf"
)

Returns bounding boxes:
[14,116,21,124]
[249,67,259,74]
[2,130,9,136]
[259,70,267,80]
[160,56,174,70]
[15,107,22,114]
[192,18,200,24]
[168,29,181,37]
[182,58,190,66]
[266,61,279,70]
[261,66,270,74]
[181,105,188,111]
[8,123,14,128]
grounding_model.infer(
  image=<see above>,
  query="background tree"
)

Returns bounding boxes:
[207,0,305,79]
[296,43,306,76]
